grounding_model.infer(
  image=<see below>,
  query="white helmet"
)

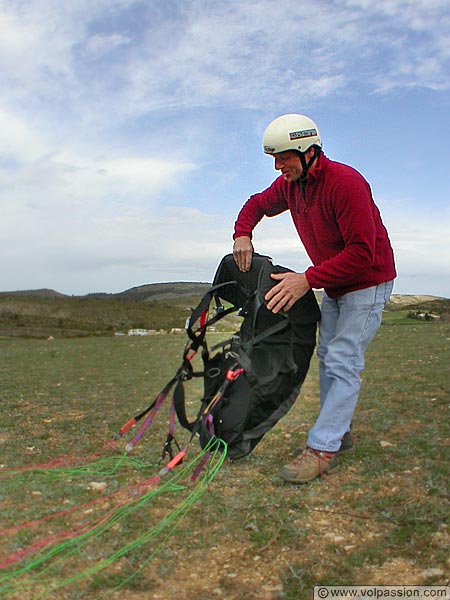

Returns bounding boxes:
[262,114,322,155]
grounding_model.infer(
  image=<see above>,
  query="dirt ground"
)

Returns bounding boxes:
[104,444,449,600]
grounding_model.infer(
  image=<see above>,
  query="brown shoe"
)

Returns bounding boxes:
[337,430,355,455]
[278,447,339,483]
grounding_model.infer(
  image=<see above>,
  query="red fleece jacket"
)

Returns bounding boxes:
[233,153,396,298]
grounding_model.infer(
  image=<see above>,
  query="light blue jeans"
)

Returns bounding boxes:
[307,281,394,452]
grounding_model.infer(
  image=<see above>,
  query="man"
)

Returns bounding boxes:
[233,113,396,483]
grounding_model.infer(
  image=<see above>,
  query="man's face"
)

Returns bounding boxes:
[273,151,303,182]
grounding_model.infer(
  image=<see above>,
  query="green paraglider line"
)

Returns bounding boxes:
[0,438,227,599]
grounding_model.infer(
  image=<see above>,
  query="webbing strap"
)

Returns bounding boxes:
[173,377,196,432]
[160,400,181,462]
[125,384,173,453]
[240,318,289,351]
[176,282,290,441]
[187,281,237,336]
[116,373,181,439]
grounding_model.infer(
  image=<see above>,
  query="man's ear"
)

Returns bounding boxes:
[305,147,316,159]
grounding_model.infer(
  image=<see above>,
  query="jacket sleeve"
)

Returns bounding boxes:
[233,177,289,240]
[305,174,378,289]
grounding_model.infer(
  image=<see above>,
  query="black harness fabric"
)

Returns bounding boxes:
[195,253,320,460]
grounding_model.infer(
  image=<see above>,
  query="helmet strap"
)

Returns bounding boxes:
[299,146,321,179]
[299,146,321,182]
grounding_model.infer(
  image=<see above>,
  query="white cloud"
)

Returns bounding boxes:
[0,203,234,293]
[377,198,450,296]
[0,144,198,293]
[0,0,449,296]
[47,153,196,203]
[100,0,450,115]
[2,0,449,124]
[0,9,41,72]
[342,0,450,93]
[116,2,356,114]
[0,3,75,95]
[83,33,131,59]
[0,107,46,161]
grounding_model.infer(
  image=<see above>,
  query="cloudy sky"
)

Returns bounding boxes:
[1,0,449,297]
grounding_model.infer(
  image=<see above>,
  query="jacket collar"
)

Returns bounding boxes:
[307,152,327,183]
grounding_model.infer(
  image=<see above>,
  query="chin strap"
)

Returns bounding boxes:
[299,146,321,192]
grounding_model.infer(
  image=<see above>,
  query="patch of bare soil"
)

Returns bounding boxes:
[104,451,448,600]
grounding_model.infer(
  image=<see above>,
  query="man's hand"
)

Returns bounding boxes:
[265,272,311,313]
[233,236,254,272]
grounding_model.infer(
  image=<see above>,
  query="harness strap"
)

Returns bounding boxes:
[175,285,291,443]
[119,255,300,468]
[173,375,196,432]
[186,281,237,339]
[240,318,289,351]
[159,400,181,462]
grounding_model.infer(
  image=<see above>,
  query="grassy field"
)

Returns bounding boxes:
[1,290,448,339]
[1,319,449,599]
[0,294,202,338]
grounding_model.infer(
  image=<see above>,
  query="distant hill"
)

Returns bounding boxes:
[4,286,446,306]
[0,288,68,299]
[86,282,212,303]
[0,282,215,339]
[387,294,442,307]
[0,282,211,302]
[387,294,450,313]
[0,286,448,339]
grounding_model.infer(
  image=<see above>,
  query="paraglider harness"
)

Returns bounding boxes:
[116,254,320,464]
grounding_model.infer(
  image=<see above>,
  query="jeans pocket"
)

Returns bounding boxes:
[378,280,394,304]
